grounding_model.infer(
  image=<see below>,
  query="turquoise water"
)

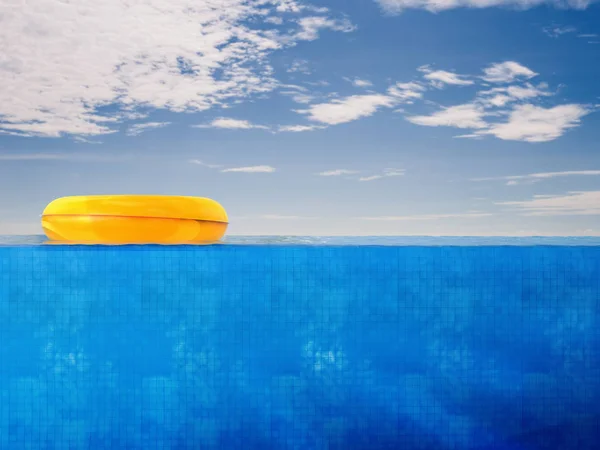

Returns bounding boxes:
[0,236,599,449]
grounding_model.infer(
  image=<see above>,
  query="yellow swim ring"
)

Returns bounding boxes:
[41,195,228,244]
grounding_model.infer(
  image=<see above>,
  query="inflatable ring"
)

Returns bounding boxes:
[41,195,228,244]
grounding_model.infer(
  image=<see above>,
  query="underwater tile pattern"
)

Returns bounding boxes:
[0,245,599,449]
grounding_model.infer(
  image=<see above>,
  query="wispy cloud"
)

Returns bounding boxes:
[126,122,171,136]
[221,165,276,173]
[190,159,274,173]
[418,66,473,88]
[375,0,593,14]
[279,90,316,105]
[279,84,309,92]
[278,124,325,132]
[347,78,373,88]
[194,118,269,130]
[0,130,34,138]
[387,82,426,102]
[189,159,223,169]
[296,81,424,126]
[0,0,354,137]
[317,169,359,176]
[73,136,102,144]
[287,59,312,75]
[296,94,394,125]
[305,80,330,87]
[293,16,355,41]
[359,212,492,220]
[577,33,600,44]
[477,83,551,107]
[472,170,600,185]
[481,61,538,84]
[315,167,404,181]
[476,104,591,142]
[406,103,488,129]
[359,168,405,181]
[543,25,576,38]
[497,191,600,216]
[454,133,483,139]
[264,16,284,25]
[403,61,593,142]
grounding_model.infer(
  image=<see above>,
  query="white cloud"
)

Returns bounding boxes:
[287,59,312,74]
[483,95,512,107]
[404,61,592,142]
[418,66,473,88]
[73,136,102,144]
[286,61,561,137]
[278,124,325,132]
[476,104,591,142]
[278,84,309,92]
[0,130,34,137]
[440,103,591,142]
[293,81,424,127]
[265,17,284,25]
[348,78,373,87]
[500,84,549,99]
[280,91,315,104]
[453,133,484,139]
[194,117,269,130]
[0,0,354,137]
[296,94,395,125]
[294,16,355,41]
[406,103,488,129]
[359,212,492,220]
[126,121,170,136]
[387,82,426,102]
[315,167,404,180]
[375,0,594,14]
[359,168,405,181]
[478,83,551,107]
[221,165,276,173]
[278,84,315,103]
[497,191,600,216]
[317,169,359,176]
[358,175,386,181]
[189,159,223,169]
[473,170,600,185]
[191,158,278,174]
[482,61,538,83]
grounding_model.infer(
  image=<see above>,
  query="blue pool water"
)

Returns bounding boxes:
[0,236,599,449]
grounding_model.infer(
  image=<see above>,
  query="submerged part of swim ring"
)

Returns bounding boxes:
[41,195,228,244]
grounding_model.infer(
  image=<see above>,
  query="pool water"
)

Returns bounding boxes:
[0,236,599,449]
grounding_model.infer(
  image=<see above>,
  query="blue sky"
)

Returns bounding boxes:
[1,0,599,236]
